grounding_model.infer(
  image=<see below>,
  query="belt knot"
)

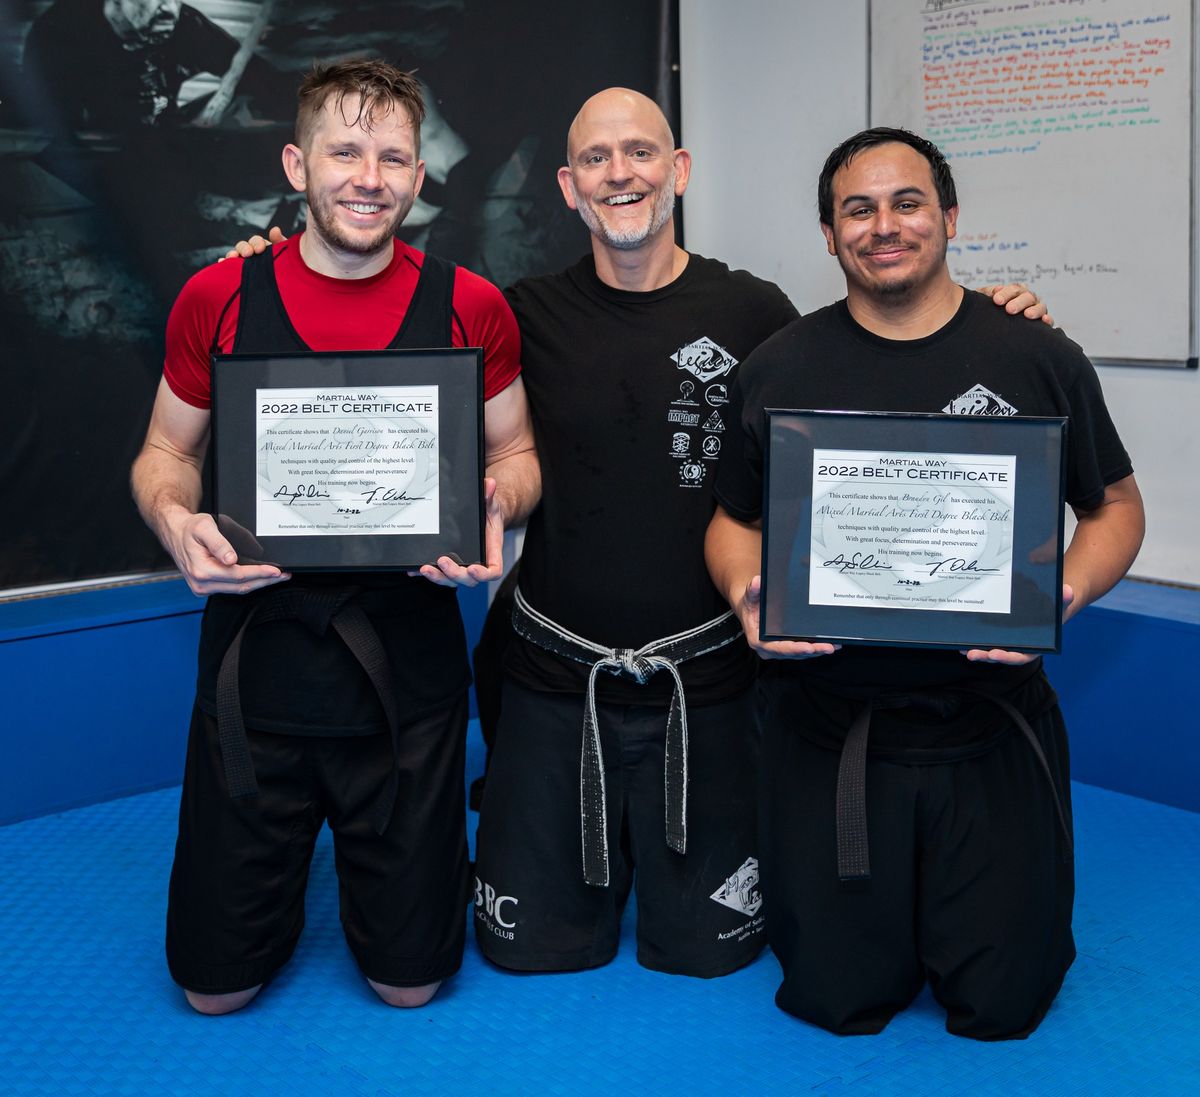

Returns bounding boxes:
[612,649,651,682]
[511,588,745,887]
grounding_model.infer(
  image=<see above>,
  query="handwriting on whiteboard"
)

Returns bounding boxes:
[920,2,1174,159]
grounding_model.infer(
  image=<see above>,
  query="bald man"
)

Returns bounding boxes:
[469,88,787,977]
[472,89,1051,979]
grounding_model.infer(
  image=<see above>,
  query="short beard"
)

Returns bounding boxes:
[845,227,949,302]
[875,277,915,298]
[305,189,403,257]
[571,170,676,251]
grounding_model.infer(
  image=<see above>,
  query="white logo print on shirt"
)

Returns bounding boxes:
[672,336,739,383]
[943,384,1018,416]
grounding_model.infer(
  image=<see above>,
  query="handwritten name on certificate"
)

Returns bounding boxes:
[255,386,440,536]
[808,448,1016,614]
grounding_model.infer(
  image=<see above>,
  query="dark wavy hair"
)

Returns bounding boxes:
[295,58,426,152]
[817,127,956,226]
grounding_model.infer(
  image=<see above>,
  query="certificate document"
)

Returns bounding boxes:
[255,385,440,536]
[809,448,1016,614]
[213,348,482,571]
[760,410,1065,653]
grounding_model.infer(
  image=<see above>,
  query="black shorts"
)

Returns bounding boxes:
[473,679,764,978]
[166,698,470,994]
[760,688,1075,1040]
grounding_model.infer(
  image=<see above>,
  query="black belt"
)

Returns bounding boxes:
[216,586,403,835]
[511,588,744,887]
[835,687,1074,881]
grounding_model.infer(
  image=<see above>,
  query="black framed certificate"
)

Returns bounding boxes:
[211,349,484,570]
[761,410,1067,653]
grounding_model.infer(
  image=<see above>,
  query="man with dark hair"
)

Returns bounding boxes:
[816,126,958,228]
[707,127,1144,1038]
[132,58,538,1014]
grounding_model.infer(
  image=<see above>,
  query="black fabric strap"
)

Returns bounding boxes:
[833,686,1074,883]
[230,245,456,354]
[835,702,875,881]
[215,587,406,834]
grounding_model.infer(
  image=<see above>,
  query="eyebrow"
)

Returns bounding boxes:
[575,137,662,161]
[321,138,413,158]
[839,186,929,210]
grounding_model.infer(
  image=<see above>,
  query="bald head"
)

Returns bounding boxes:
[557,86,690,258]
[566,87,675,163]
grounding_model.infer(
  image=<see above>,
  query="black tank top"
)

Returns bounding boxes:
[194,244,472,736]
[229,242,456,353]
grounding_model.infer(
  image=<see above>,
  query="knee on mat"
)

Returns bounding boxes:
[775,985,896,1037]
[184,985,262,1016]
[939,977,1062,1041]
[369,978,441,1008]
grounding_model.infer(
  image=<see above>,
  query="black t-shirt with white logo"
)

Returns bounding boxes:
[506,253,798,705]
[715,291,1133,754]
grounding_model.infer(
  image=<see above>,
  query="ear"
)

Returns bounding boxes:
[413,158,426,199]
[820,221,837,257]
[282,143,306,194]
[943,204,959,240]
[672,148,692,196]
[556,165,579,210]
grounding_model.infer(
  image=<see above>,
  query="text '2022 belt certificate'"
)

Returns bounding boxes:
[212,349,483,571]
[761,410,1067,653]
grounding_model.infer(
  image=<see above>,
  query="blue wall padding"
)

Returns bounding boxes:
[1045,580,1200,814]
[1,577,1193,825]
[0,578,489,825]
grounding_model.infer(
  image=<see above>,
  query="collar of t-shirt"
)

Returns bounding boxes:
[573,251,702,305]
[833,286,976,355]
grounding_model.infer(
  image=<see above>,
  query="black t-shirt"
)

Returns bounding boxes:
[506,252,798,705]
[715,290,1133,754]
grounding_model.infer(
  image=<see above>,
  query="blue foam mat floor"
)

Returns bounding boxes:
[2,723,1198,1096]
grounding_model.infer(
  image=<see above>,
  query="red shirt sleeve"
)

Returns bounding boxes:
[450,264,523,400]
[162,259,244,409]
[164,244,521,407]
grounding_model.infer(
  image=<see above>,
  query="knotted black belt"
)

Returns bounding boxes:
[511,587,745,887]
[834,687,1074,881]
[216,586,403,835]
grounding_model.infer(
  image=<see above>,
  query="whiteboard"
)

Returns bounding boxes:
[869,0,1194,366]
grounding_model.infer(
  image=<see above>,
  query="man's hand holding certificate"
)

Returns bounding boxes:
[759,410,1068,654]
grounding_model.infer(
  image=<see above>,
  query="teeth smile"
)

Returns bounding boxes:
[604,194,643,206]
[343,202,383,214]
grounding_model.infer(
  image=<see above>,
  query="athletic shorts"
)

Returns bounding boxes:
[473,679,765,978]
[760,688,1075,1040]
[166,697,470,994]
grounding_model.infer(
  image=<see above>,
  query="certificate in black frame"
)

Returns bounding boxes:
[212,349,484,571]
[761,410,1067,653]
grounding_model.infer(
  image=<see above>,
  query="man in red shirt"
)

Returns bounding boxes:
[131,59,538,1015]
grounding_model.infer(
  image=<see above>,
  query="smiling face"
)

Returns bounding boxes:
[283,92,425,263]
[821,141,958,302]
[557,89,689,252]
